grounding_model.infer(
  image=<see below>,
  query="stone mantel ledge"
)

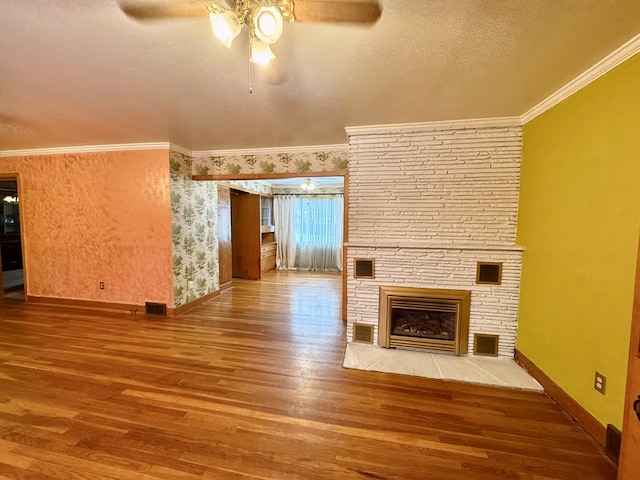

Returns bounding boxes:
[345,241,524,252]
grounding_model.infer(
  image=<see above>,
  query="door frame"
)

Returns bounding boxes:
[193,172,348,320]
[0,173,26,299]
[617,235,640,478]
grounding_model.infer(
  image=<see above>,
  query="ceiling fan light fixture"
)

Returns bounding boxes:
[250,37,276,65]
[253,6,283,44]
[210,10,242,48]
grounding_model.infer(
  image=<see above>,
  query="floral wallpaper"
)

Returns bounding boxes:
[192,149,349,176]
[170,149,219,307]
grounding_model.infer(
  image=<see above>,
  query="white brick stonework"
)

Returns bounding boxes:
[346,123,523,358]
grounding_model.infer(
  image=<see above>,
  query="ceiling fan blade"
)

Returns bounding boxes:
[292,0,382,25]
[118,1,212,21]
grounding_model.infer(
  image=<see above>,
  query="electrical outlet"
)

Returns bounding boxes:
[99,281,104,290]
[187,280,195,290]
[594,372,607,395]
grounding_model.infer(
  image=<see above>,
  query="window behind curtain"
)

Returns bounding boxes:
[294,196,343,272]
[294,197,340,246]
[275,194,343,272]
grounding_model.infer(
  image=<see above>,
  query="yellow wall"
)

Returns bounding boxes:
[517,53,640,428]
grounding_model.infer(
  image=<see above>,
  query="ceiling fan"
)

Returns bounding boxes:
[119,0,382,65]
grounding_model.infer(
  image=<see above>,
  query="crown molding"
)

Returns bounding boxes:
[522,33,640,124]
[4,30,638,159]
[169,143,193,156]
[0,142,172,158]
[192,143,349,157]
[0,142,348,158]
[345,116,522,137]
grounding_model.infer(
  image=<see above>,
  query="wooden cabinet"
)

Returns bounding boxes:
[261,242,276,274]
[230,191,277,281]
[259,195,276,274]
[260,196,273,228]
[217,186,232,289]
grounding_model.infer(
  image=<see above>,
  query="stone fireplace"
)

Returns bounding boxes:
[345,121,524,359]
[378,286,471,355]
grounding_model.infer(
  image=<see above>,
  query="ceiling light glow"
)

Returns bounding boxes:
[254,6,283,44]
[210,11,242,48]
[250,37,276,65]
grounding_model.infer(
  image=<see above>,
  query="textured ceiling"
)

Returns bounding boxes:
[1,1,640,152]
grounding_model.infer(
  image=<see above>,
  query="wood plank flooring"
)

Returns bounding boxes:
[0,271,616,479]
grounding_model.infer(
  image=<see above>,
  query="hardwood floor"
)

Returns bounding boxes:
[0,271,616,479]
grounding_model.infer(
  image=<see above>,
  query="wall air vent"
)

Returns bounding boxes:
[605,424,621,464]
[145,302,167,317]
[353,323,374,344]
[476,262,502,285]
[473,334,499,356]
[354,258,375,279]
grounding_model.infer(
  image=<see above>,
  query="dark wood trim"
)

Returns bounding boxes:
[193,171,347,181]
[515,349,607,446]
[617,237,640,476]
[169,290,220,317]
[27,289,221,318]
[219,281,233,292]
[342,245,347,322]
[27,295,142,314]
[342,172,349,322]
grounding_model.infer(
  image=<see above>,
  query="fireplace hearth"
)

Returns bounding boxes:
[378,286,471,355]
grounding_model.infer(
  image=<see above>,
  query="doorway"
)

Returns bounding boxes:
[0,178,24,299]
[217,175,347,319]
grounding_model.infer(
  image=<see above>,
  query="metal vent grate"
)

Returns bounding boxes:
[354,258,375,278]
[353,323,374,344]
[145,302,167,317]
[476,262,502,285]
[474,334,499,356]
[605,424,621,464]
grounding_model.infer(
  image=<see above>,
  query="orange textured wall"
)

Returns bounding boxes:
[0,149,174,307]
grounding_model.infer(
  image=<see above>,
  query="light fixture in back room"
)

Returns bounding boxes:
[300,179,315,191]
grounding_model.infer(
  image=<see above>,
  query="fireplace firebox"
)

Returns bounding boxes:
[378,286,471,355]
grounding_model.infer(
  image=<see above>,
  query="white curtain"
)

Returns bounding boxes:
[274,194,343,272]
[274,195,297,269]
